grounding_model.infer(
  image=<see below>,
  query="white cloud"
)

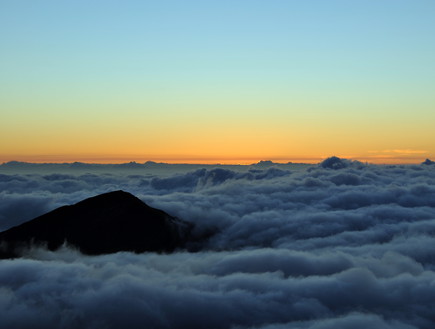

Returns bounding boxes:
[1,160,435,328]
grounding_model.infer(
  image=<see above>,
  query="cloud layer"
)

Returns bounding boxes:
[1,160,435,328]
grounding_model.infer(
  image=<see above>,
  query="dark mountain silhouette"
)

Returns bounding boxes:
[0,190,192,258]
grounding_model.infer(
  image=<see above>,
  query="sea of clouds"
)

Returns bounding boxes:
[1,158,435,328]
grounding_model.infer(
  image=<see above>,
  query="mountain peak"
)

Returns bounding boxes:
[0,191,192,258]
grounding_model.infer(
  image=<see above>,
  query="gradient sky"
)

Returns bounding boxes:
[1,0,434,164]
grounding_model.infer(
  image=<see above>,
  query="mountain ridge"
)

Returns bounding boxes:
[0,190,192,258]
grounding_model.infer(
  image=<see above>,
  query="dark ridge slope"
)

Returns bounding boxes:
[0,190,191,258]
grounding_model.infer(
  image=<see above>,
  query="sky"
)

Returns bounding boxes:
[1,0,434,164]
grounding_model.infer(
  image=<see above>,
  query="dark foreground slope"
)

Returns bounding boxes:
[0,190,191,258]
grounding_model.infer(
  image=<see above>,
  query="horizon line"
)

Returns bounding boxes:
[1,155,433,166]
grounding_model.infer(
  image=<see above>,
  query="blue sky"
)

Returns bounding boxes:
[1,0,434,163]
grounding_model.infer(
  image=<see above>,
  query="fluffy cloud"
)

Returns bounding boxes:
[1,159,435,328]
[0,248,433,329]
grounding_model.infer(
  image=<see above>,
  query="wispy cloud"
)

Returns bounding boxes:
[369,149,428,155]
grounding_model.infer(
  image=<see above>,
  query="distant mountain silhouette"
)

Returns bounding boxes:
[251,160,276,167]
[0,191,192,258]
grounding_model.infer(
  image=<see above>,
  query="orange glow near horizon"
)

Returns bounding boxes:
[2,111,434,166]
